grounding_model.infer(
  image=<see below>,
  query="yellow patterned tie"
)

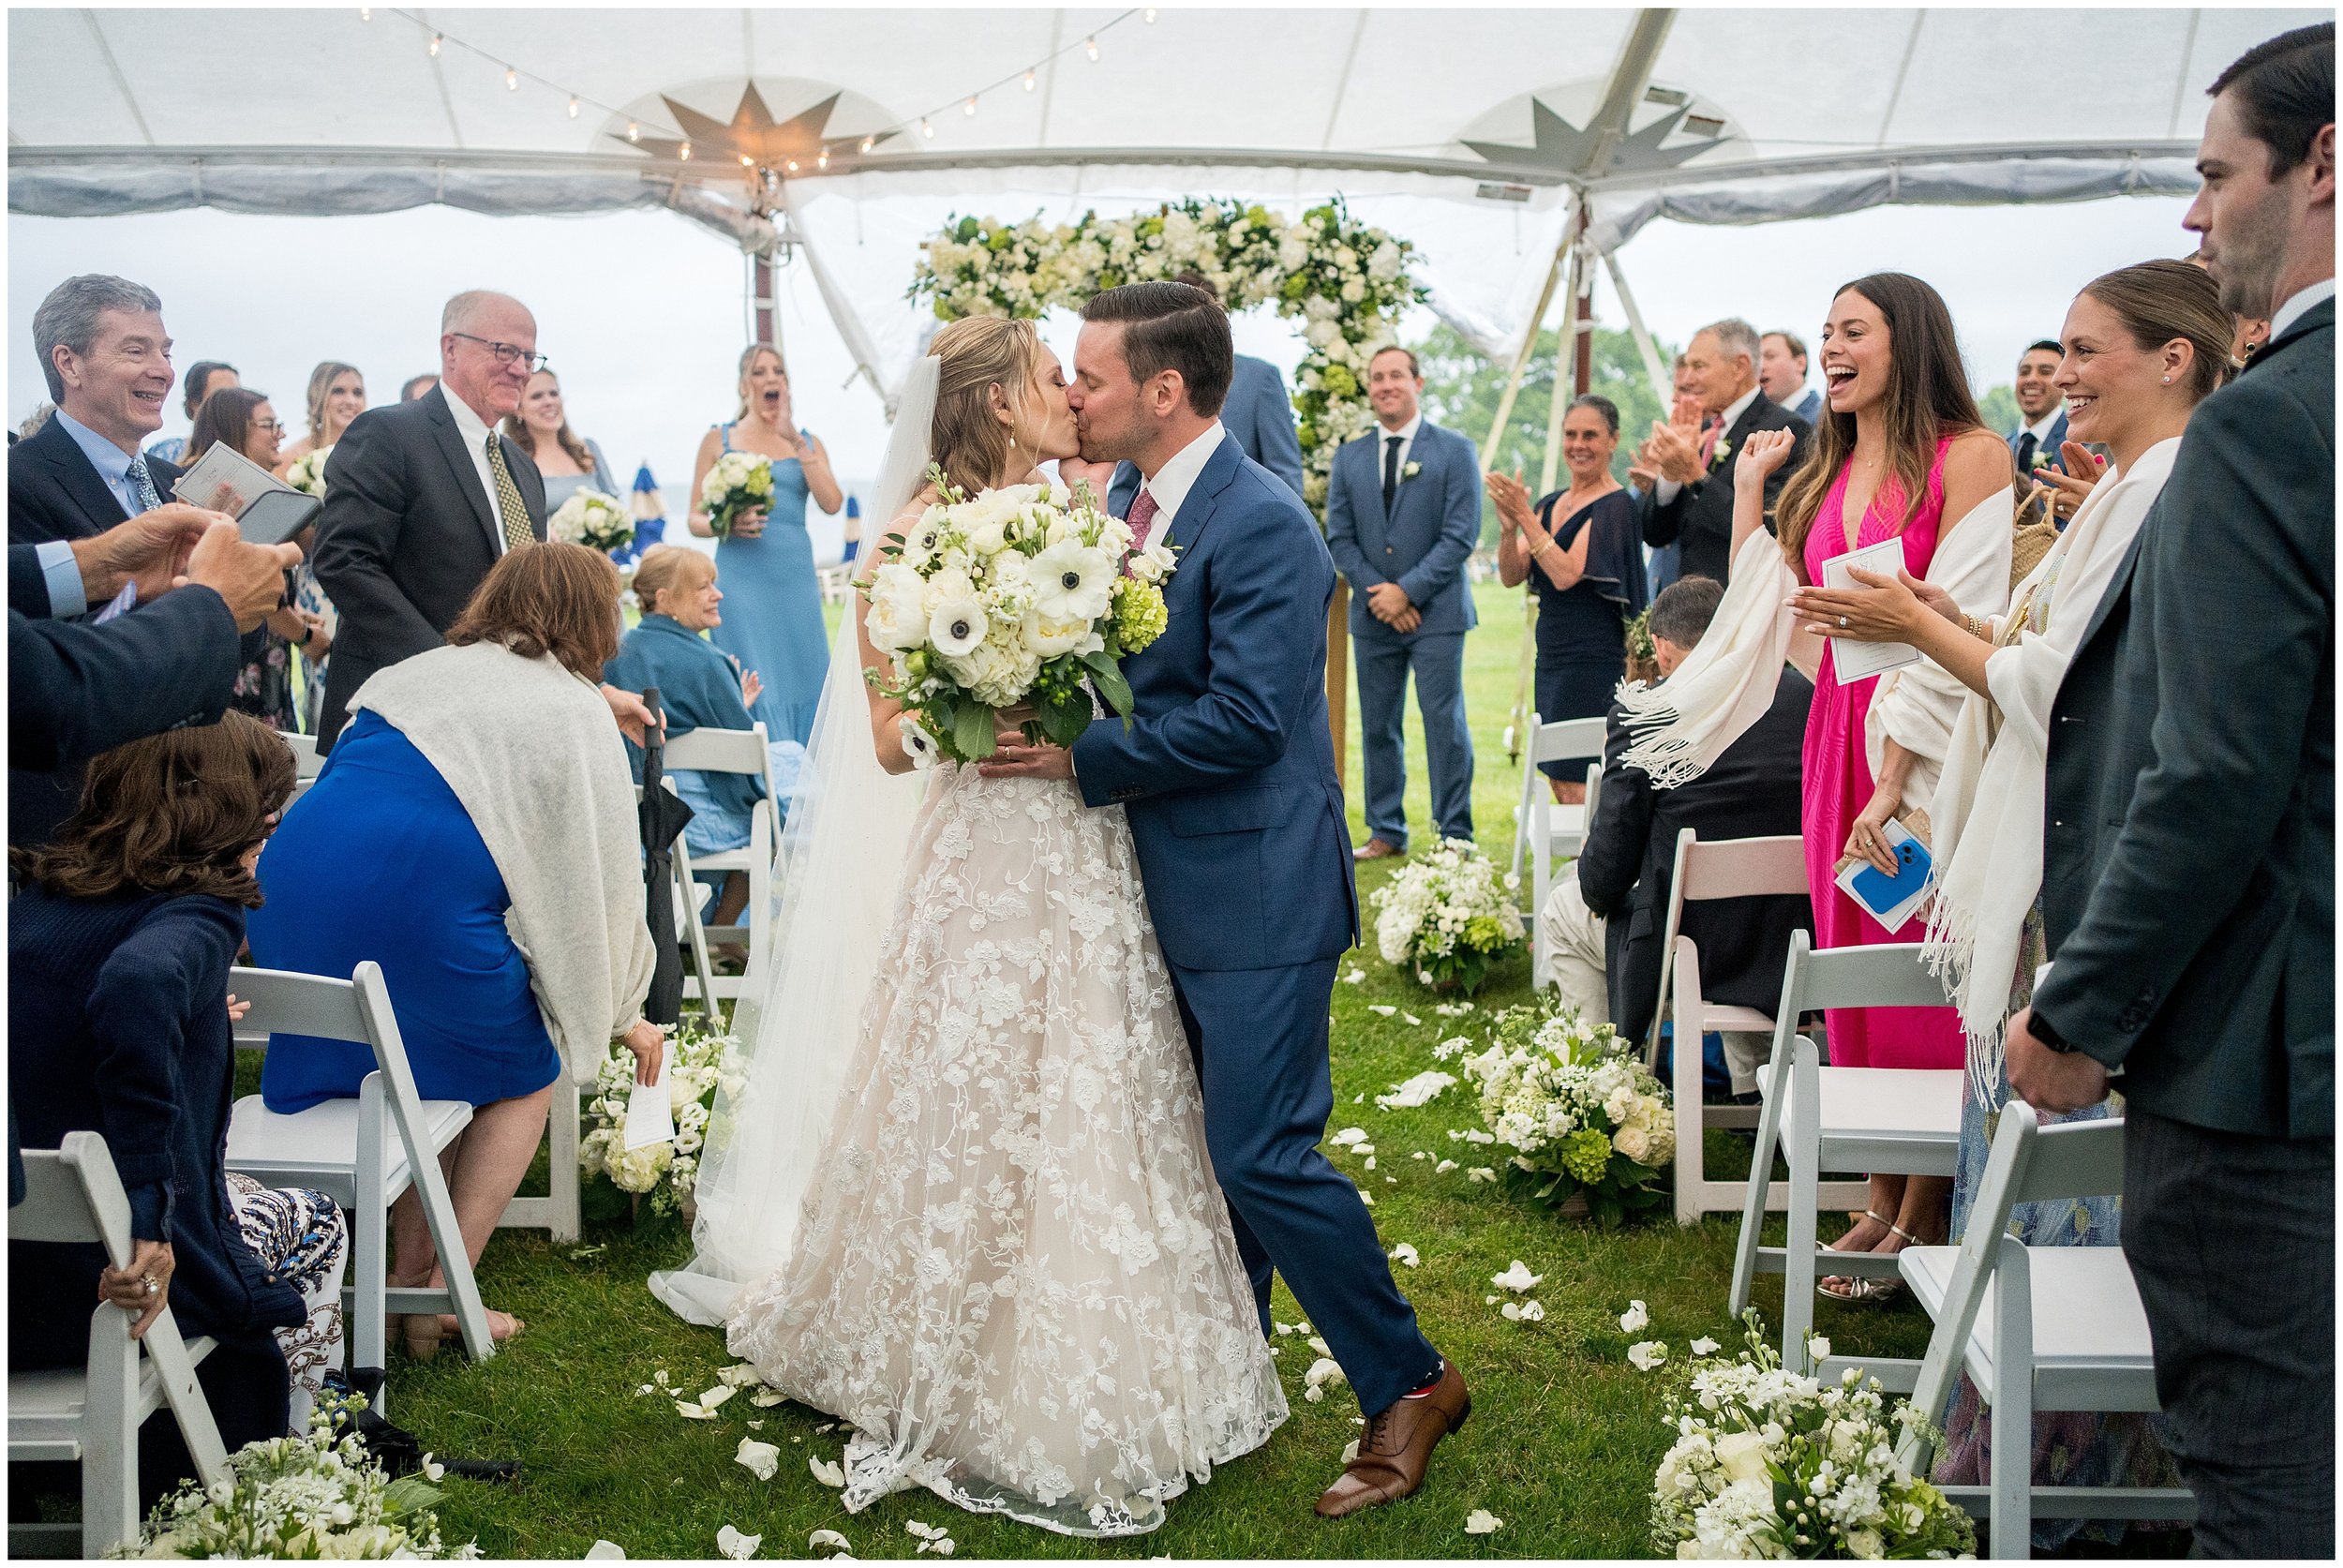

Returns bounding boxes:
[484,432,534,551]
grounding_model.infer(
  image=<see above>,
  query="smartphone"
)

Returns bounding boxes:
[236,489,322,547]
[1849,835,1932,914]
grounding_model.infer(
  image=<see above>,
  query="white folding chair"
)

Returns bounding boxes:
[224,963,495,1382]
[664,724,780,1006]
[10,1132,229,1559]
[1894,1105,2194,1550]
[278,729,325,803]
[1510,711,1606,885]
[1656,830,1868,1226]
[1727,931,1962,1379]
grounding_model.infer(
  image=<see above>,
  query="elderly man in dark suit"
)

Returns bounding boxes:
[1325,345,1483,859]
[1540,577,1812,1089]
[1638,318,1809,584]
[10,276,185,550]
[2008,23,2334,1557]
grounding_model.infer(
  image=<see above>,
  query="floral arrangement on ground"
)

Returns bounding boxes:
[1642,1310,1977,1561]
[1370,838,1526,994]
[1439,998,1673,1224]
[578,1014,740,1222]
[119,1393,469,1560]
[911,197,1425,513]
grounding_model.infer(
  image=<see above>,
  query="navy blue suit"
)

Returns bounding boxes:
[1324,418,1481,848]
[2007,410,2069,477]
[1108,355,1305,515]
[1072,432,1438,1416]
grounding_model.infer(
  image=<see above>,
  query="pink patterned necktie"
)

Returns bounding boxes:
[1696,415,1724,467]
[1125,486,1161,553]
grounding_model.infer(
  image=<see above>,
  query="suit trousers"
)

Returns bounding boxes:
[2122,1108,2334,1557]
[1168,956,1440,1418]
[1537,882,1765,1091]
[1354,630,1474,848]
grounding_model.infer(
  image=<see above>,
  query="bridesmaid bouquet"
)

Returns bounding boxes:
[282,447,332,498]
[547,487,634,553]
[699,451,775,538]
[862,468,1177,766]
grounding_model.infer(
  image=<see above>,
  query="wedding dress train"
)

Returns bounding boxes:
[722,762,1288,1536]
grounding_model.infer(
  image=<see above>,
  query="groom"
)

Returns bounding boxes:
[983,282,1469,1518]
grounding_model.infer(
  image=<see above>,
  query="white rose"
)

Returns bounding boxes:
[1021,612,1099,658]
[1714,1429,1770,1485]
[865,565,930,650]
[923,565,977,611]
[1127,536,1178,584]
[1614,1122,1652,1163]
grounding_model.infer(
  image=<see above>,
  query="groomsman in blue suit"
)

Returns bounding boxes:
[1101,272,1306,511]
[1325,346,1482,860]
[2007,338,2069,477]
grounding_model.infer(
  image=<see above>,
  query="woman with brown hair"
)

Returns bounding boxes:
[10,712,350,1463]
[685,345,842,748]
[186,387,329,731]
[502,367,619,516]
[272,360,366,478]
[246,543,663,1357]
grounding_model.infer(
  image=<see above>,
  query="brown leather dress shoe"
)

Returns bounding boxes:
[1352,838,1404,862]
[1315,1361,1470,1518]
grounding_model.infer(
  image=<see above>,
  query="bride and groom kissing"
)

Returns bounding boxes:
[657,282,1468,1537]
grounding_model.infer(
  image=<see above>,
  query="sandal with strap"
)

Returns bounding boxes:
[1818,1218,1921,1304]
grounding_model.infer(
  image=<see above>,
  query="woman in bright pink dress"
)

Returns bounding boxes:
[1732,273,2014,1298]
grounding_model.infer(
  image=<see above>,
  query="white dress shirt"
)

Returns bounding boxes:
[1655,383,1761,505]
[1132,421,1226,535]
[1369,412,1423,497]
[440,384,513,552]
[2019,407,2065,446]
[2271,278,2336,343]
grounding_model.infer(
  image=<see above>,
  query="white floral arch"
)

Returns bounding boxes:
[911,198,1424,515]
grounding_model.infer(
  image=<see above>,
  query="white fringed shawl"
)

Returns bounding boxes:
[1616,528,1800,786]
[351,641,655,1082]
[1922,441,2179,1091]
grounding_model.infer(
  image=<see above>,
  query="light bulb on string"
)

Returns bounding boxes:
[859,136,874,153]
[963,96,977,116]
[626,121,640,142]
[567,96,579,118]
[1084,36,1099,60]
[427,32,441,55]
[504,66,518,91]
[1023,68,1036,91]
[1144,7,1157,20]
[920,117,933,139]
[816,145,829,170]
[785,159,799,173]
[679,141,692,161]
[358,6,370,18]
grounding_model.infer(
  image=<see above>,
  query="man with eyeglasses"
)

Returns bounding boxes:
[311,290,649,749]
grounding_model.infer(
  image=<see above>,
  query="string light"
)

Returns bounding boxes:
[785,158,800,173]
[1144,7,1157,20]
[816,145,830,170]
[626,121,640,142]
[1023,68,1037,91]
[739,153,754,166]
[427,31,440,55]
[963,96,978,116]
[358,7,370,18]
[859,136,874,154]
[1085,36,1099,60]
[920,117,933,139]
[679,141,692,161]
[567,96,579,118]
[504,65,518,91]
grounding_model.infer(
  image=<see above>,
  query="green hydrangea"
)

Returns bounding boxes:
[1560,1127,1614,1185]
[1113,578,1169,650]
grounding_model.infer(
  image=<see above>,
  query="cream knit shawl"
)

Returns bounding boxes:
[351,641,654,1082]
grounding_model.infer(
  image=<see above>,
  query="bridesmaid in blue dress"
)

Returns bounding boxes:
[687,346,843,749]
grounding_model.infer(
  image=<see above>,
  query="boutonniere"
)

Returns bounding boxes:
[2028,447,2053,470]
[1708,437,1733,468]
[1401,460,1423,482]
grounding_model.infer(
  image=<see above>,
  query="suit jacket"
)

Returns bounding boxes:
[1790,388,1824,426]
[2007,410,2070,476]
[2033,298,2333,1140]
[1639,394,1808,585]
[1575,668,1814,1042]
[309,385,545,746]
[1109,355,1305,513]
[1324,418,1482,640]
[7,412,181,545]
[1071,436,1357,973]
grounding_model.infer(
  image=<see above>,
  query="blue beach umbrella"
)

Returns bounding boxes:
[618,462,667,565]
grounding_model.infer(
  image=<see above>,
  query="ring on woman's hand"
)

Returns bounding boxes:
[1839,615,1849,629]
[143,1277,158,1296]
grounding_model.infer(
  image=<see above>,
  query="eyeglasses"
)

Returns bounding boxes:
[448,332,549,373]
[252,419,285,433]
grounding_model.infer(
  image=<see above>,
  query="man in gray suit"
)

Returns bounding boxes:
[1325,346,1481,859]
[2009,23,2333,1556]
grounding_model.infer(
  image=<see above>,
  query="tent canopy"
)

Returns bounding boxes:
[10,7,2319,381]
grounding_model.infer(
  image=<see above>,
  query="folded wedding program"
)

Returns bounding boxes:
[1819,537,1923,682]
[172,442,321,546]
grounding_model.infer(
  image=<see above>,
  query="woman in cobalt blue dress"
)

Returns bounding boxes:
[687,345,843,751]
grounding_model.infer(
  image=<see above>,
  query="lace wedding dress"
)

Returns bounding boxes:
[722,761,1288,1536]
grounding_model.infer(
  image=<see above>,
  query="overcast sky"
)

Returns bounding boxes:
[9,190,2200,561]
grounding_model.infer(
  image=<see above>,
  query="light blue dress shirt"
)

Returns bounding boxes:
[52,407,154,519]
[32,539,85,618]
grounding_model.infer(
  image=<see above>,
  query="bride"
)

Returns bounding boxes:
[652,316,1286,1536]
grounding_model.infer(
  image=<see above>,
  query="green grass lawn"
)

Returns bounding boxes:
[247,583,1936,1559]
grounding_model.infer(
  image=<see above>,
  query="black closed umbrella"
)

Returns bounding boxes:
[635,687,694,1028]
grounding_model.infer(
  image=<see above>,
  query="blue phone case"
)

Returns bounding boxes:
[1849,836,1933,913]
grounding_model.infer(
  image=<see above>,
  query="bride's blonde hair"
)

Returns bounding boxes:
[928,317,1047,500]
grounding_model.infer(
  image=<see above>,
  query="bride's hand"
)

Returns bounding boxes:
[1055,456,1119,500]
[977,738,1074,781]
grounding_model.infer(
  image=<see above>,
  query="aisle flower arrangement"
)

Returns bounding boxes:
[283,448,332,498]
[699,451,775,539]
[578,1016,739,1221]
[911,198,1425,513]
[1370,839,1525,994]
[862,468,1173,765]
[548,486,635,553]
[1440,1000,1673,1223]
[121,1393,466,1560]
[1647,1312,1977,1560]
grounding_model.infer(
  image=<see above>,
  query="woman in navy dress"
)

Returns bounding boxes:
[1490,395,1650,800]
[687,345,842,751]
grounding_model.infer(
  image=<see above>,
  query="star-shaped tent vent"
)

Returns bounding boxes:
[615,82,892,169]
[1461,90,1728,178]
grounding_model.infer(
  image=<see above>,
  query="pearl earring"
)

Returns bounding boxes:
[2162,375,2171,383]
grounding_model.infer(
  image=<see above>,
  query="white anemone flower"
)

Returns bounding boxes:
[898,715,941,770]
[927,596,988,658]
[1028,541,1115,621]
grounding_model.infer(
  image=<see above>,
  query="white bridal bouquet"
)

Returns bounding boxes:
[548,486,634,553]
[119,1394,469,1560]
[1441,1001,1674,1223]
[1649,1312,1977,1560]
[863,468,1175,766]
[1368,839,1525,993]
[578,1016,740,1220]
[282,448,332,498]
[698,451,775,538]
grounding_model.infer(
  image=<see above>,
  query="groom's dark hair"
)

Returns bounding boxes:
[1082,282,1232,418]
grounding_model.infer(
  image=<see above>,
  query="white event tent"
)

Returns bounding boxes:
[9,6,2322,424]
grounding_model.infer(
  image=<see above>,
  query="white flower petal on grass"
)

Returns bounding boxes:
[1341,1439,1361,1464]
[1401,1012,1422,1026]
[717,1525,762,1560]
[1389,1236,1422,1268]
[1331,1127,1369,1148]
[1342,968,1366,985]
[1437,1158,1458,1173]
[1465,1508,1504,1535]
[809,1454,846,1488]
[1303,1355,1348,1406]
[734,1438,781,1481]
[1366,1004,1397,1018]
[1491,1260,1544,1292]
[585,1542,626,1560]
[652,1369,671,1386]
[420,1454,444,1482]
[1500,1300,1545,1322]
[675,1400,715,1420]
[1690,1337,1722,1356]
[1485,1294,1500,1306]
[1361,1192,1375,1205]
[1376,1071,1458,1111]
[697,1385,739,1411]
[634,1383,655,1396]
[1627,1340,1668,1371]
[905,1522,941,1541]
[1466,1166,1497,1184]
[1308,1335,1333,1356]
[809,1529,854,1556]
[1364,1156,1377,1171]
[1619,1300,1649,1334]
[815,1422,837,1433]
[749,1388,785,1408]
[716,1364,763,1387]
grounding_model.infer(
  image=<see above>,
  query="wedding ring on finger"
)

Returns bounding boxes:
[1839,615,1849,629]
[144,1276,159,1296]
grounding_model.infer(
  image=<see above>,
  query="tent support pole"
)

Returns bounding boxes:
[1509,232,1588,765]
[1602,248,1674,416]
[1479,202,1577,470]
[752,247,780,351]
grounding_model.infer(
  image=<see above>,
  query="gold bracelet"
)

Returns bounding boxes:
[1962,614,1989,641]
[1530,537,1554,559]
